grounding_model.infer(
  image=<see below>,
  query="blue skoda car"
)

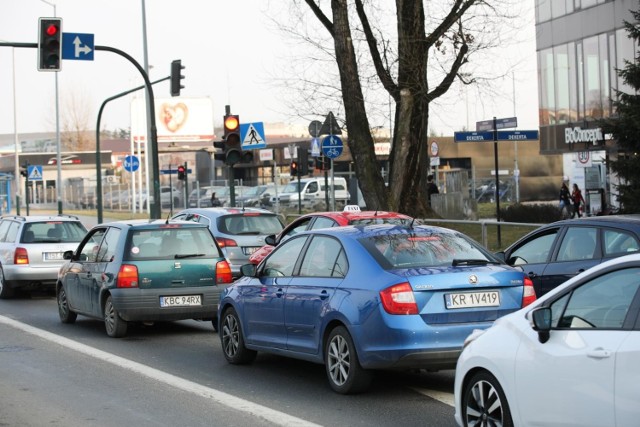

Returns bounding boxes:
[219,224,536,394]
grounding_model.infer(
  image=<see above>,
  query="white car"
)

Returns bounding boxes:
[454,253,640,427]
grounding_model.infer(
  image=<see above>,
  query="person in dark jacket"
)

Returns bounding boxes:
[427,175,439,207]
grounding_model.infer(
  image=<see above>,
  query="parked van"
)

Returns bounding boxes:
[273,177,350,208]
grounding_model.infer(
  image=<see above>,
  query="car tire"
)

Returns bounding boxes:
[104,295,128,338]
[462,371,513,427]
[0,267,14,299]
[57,285,77,324]
[324,326,372,394]
[220,307,256,364]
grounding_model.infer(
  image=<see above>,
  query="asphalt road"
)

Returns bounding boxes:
[0,293,458,427]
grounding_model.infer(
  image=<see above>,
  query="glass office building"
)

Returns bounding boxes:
[536,0,637,211]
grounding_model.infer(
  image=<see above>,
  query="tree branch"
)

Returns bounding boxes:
[425,0,476,48]
[355,0,400,102]
[304,0,334,36]
[428,22,469,101]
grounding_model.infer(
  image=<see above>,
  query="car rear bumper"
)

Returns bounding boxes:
[4,265,61,287]
[109,286,224,322]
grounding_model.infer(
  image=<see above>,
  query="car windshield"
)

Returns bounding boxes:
[21,221,87,243]
[126,227,222,260]
[282,182,303,193]
[219,214,284,235]
[242,186,264,197]
[361,231,494,269]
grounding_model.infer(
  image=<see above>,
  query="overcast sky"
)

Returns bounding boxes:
[0,0,539,138]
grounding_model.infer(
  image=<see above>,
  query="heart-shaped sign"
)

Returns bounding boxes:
[159,102,189,133]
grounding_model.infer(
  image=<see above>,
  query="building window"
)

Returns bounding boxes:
[568,42,579,123]
[551,0,566,19]
[583,36,601,119]
[536,0,551,23]
[555,45,570,124]
[600,33,611,118]
[616,28,635,96]
[539,48,555,126]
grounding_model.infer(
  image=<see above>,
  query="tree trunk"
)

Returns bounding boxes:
[331,0,388,210]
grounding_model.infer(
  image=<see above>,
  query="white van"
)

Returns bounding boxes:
[273,177,350,208]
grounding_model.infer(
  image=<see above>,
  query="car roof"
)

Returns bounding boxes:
[1,214,82,222]
[297,208,412,226]
[96,219,208,229]
[174,207,277,217]
[550,214,640,227]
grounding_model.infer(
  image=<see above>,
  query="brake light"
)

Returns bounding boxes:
[216,260,233,284]
[14,247,29,265]
[522,276,537,307]
[116,264,139,288]
[216,237,238,248]
[380,282,418,315]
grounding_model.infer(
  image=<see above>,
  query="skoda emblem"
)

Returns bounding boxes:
[469,275,478,285]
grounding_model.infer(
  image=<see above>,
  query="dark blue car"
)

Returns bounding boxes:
[219,224,536,394]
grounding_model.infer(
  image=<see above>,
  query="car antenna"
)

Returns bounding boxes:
[165,212,171,224]
[409,217,416,228]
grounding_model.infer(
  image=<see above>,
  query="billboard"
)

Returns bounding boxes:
[131,97,214,144]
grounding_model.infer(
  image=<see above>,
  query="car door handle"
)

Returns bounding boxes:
[276,288,284,298]
[320,290,329,300]
[587,347,612,359]
[577,268,586,273]
[527,271,538,278]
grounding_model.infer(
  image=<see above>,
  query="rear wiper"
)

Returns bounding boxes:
[235,231,261,235]
[174,253,205,259]
[452,259,499,266]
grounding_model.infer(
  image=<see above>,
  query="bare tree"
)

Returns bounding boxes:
[292,0,524,217]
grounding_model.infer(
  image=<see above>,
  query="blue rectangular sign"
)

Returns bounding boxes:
[497,130,539,141]
[160,169,192,175]
[454,131,494,142]
[62,33,94,61]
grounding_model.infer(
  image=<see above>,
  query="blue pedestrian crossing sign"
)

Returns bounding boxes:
[27,165,43,181]
[240,122,266,150]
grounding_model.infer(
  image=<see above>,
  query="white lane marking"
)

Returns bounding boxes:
[0,315,322,427]
[411,387,455,407]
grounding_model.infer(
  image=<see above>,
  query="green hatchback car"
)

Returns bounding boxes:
[56,219,233,337]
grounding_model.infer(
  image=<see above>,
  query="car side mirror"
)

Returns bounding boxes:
[63,250,74,260]
[265,234,276,246]
[240,263,257,278]
[531,307,552,344]
[494,251,506,262]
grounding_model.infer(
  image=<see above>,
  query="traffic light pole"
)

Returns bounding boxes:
[0,41,163,219]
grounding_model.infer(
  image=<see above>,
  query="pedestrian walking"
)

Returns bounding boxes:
[427,174,439,207]
[571,183,586,218]
[559,179,571,218]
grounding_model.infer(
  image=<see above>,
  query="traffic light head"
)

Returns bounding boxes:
[177,165,186,180]
[170,60,185,97]
[291,161,299,176]
[38,17,62,71]
[221,113,253,165]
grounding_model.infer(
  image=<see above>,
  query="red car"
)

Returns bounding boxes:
[248,205,413,265]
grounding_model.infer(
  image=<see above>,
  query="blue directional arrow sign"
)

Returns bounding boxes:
[454,131,494,142]
[496,130,539,141]
[62,33,94,61]
[123,155,140,173]
[321,135,344,159]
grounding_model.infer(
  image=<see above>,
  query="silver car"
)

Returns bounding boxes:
[0,215,88,298]
[172,207,284,277]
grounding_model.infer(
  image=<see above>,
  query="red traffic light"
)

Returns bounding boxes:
[177,165,186,180]
[291,161,299,176]
[46,23,59,36]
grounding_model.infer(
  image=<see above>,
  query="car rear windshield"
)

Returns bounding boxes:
[218,214,284,235]
[349,217,411,226]
[360,231,494,269]
[125,226,223,260]
[21,221,87,243]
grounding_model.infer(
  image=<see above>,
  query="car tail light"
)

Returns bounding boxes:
[14,247,29,265]
[522,276,537,307]
[216,260,233,284]
[380,282,418,315]
[116,264,139,288]
[216,237,238,248]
